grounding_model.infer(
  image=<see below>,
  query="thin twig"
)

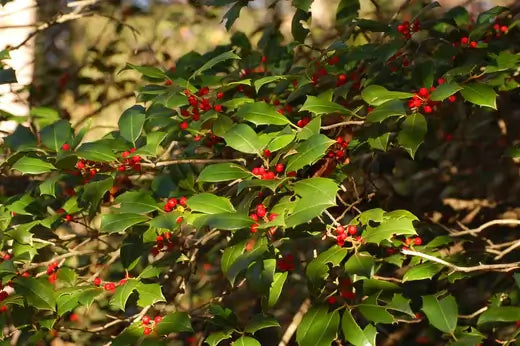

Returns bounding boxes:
[451,219,520,237]
[279,298,311,346]
[321,120,364,130]
[401,249,520,273]
[141,158,246,168]
[459,306,488,319]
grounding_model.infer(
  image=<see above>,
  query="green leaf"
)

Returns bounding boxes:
[221,241,246,276]
[460,82,497,109]
[57,268,77,285]
[114,191,159,214]
[429,82,462,101]
[188,193,236,214]
[422,293,458,333]
[121,234,143,270]
[245,315,280,334]
[191,50,241,79]
[40,120,72,151]
[39,174,63,197]
[292,9,310,42]
[138,265,164,279]
[285,134,335,173]
[112,323,143,346]
[110,279,139,310]
[477,307,520,324]
[341,309,376,346]
[268,272,288,308]
[345,252,375,278]
[336,0,360,23]
[254,76,287,92]
[358,294,395,324]
[361,85,414,106]
[149,212,182,230]
[267,133,296,152]
[306,246,349,288]
[80,177,114,217]
[403,262,443,282]
[398,113,427,158]
[100,213,148,234]
[12,157,55,175]
[364,218,417,245]
[205,330,234,346]
[119,106,146,145]
[300,96,352,115]
[155,311,193,335]
[296,306,340,346]
[222,1,246,30]
[387,294,414,317]
[76,142,117,162]
[235,102,290,126]
[204,213,254,230]
[285,198,333,228]
[223,124,264,154]
[297,117,321,141]
[199,163,251,182]
[293,177,339,205]
[123,63,165,79]
[292,0,313,11]
[14,277,56,311]
[0,260,16,275]
[225,240,268,285]
[368,132,390,151]
[136,282,166,307]
[56,291,81,316]
[366,100,406,122]
[233,336,261,346]
[0,68,16,84]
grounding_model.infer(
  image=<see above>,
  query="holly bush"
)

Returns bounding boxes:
[1,1,520,345]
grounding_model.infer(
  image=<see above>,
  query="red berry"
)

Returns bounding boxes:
[2,254,10,261]
[132,155,141,163]
[69,313,79,322]
[327,296,337,305]
[460,36,469,45]
[104,283,115,291]
[263,149,271,158]
[261,55,267,63]
[265,171,275,180]
[268,213,278,222]
[252,167,260,175]
[256,204,266,218]
[275,163,284,173]
[142,316,151,325]
[143,327,152,335]
[437,78,446,85]
[163,203,172,212]
[414,237,423,245]
[122,151,130,158]
[156,235,164,243]
[214,104,223,112]
[94,277,101,286]
[179,121,189,130]
[61,143,70,151]
[217,92,224,99]
[65,214,73,222]
[154,316,163,324]
[423,105,433,114]
[448,95,457,102]
[0,291,7,301]
[167,198,177,208]
[347,225,357,235]
[470,41,477,48]
[0,306,6,313]
[336,225,345,234]
[130,147,136,153]
[287,171,296,177]
[516,320,520,327]
[76,161,85,169]
[179,196,187,206]
[250,213,259,221]
[176,216,183,223]
[250,223,258,234]
[418,87,429,97]
[500,25,508,33]
[118,166,126,172]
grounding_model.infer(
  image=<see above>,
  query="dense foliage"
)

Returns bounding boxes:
[1,1,520,345]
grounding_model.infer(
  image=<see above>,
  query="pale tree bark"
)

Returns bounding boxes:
[0,0,36,135]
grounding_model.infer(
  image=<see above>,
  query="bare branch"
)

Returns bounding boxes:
[141,158,247,168]
[401,249,520,273]
[451,219,520,237]
[321,120,364,130]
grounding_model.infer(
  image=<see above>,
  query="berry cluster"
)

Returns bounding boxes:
[276,254,295,271]
[142,315,163,335]
[47,261,59,284]
[459,36,478,48]
[492,22,509,38]
[397,20,421,39]
[249,204,277,234]
[180,88,224,131]
[162,196,187,212]
[402,236,423,250]
[251,163,284,180]
[327,278,356,305]
[407,79,455,114]
[119,148,141,172]
[327,136,350,161]
[151,232,175,256]
[335,225,359,247]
